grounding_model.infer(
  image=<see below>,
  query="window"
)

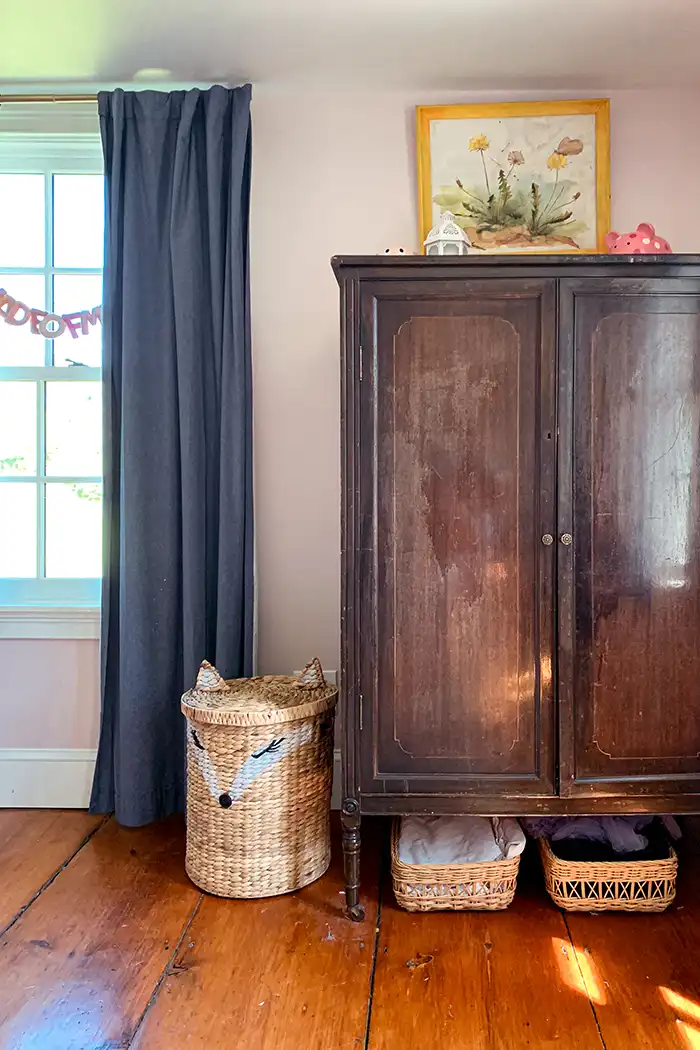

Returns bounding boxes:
[0,126,103,607]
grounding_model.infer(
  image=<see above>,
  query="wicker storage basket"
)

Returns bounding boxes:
[539,837,678,913]
[181,658,337,899]
[391,821,521,912]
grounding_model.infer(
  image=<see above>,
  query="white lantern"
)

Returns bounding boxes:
[424,211,471,256]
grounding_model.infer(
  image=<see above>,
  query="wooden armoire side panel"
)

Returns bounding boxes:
[362,284,556,793]
[562,284,700,792]
[386,315,527,762]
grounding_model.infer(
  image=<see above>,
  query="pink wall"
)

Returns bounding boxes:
[0,639,99,748]
[3,87,699,752]
[250,86,700,677]
[609,91,700,247]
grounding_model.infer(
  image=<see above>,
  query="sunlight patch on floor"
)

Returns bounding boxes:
[676,1021,700,1049]
[551,936,606,1005]
[661,988,700,1025]
[659,987,700,1047]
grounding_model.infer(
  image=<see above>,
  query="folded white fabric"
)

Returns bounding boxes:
[398,815,526,866]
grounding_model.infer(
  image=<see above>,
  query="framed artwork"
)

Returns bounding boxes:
[417,99,610,254]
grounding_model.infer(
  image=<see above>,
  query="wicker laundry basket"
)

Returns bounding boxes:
[181,658,337,899]
[539,837,678,913]
[391,820,521,912]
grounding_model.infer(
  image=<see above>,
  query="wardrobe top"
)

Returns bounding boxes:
[332,253,700,280]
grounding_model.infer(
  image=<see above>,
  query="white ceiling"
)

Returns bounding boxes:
[2,0,699,90]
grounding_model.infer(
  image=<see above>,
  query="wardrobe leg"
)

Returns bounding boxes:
[341,798,364,921]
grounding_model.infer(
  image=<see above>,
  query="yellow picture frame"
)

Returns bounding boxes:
[417,99,610,254]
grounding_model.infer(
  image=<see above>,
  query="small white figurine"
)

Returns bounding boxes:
[424,211,471,256]
[381,246,416,256]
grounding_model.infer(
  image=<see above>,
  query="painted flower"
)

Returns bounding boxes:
[508,150,524,165]
[547,152,568,170]
[556,137,584,156]
[469,134,489,152]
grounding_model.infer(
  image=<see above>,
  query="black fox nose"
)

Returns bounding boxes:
[218,793,232,808]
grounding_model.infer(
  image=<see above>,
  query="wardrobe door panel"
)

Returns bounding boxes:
[358,279,556,797]
[559,279,700,796]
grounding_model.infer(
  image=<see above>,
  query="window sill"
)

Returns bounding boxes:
[0,606,100,640]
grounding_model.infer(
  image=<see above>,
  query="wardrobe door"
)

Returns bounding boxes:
[356,278,557,799]
[559,278,700,798]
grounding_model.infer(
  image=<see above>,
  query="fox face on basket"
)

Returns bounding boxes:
[185,660,334,809]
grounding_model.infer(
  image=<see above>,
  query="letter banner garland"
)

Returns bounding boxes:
[0,287,101,340]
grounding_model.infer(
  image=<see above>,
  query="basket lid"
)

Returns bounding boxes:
[180,658,338,727]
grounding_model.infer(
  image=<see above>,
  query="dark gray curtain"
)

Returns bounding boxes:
[90,85,254,825]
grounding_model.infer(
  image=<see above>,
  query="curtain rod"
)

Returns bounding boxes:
[0,95,97,104]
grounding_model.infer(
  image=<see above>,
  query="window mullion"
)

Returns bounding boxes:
[44,164,53,367]
[36,380,46,580]
[38,164,52,581]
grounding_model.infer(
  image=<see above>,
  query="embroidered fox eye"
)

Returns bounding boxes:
[251,737,285,759]
[191,729,205,751]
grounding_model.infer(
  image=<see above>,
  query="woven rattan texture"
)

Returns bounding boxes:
[182,673,337,727]
[390,821,520,912]
[182,663,337,899]
[539,837,678,912]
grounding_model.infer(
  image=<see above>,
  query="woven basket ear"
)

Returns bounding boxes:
[195,660,230,692]
[297,658,326,689]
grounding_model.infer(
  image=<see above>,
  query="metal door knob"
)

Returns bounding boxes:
[560,533,573,546]
[541,534,554,546]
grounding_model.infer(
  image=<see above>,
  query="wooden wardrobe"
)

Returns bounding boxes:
[333,254,700,919]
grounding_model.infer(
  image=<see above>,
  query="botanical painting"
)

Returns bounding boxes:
[417,101,610,253]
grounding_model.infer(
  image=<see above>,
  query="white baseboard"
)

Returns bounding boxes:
[0,607,100,640]
[0,749,97,808]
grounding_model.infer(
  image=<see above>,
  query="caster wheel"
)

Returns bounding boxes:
[347,903,365,922]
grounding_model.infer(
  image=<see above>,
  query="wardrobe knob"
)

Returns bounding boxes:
[560,533,573,546]
[541,534,554,546]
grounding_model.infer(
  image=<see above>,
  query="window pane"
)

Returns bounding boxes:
[53,174,105,269]
[0,274,46,366]
[46,382,102,477]
[0,483,37,577]
[52,274,103,367]
[0,382,36,476]
[46,483,102,578]
[0,174,45,267]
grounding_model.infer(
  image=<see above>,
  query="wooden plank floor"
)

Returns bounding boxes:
[0,816,200,1049]
[131,820,382,1050]
[564,856,700,1050]
[369,851,606,1050]
[0,810,103,935]
[0,813,699,1049]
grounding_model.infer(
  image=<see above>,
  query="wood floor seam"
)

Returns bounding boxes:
[0,812,109,940]
[363,841,386,1050]
[562,913,608,1050]
[125,893,205,1049]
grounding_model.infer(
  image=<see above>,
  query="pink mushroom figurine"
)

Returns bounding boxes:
[605,223,672,254]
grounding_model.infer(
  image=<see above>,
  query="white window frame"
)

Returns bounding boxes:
[0,132,103,611]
